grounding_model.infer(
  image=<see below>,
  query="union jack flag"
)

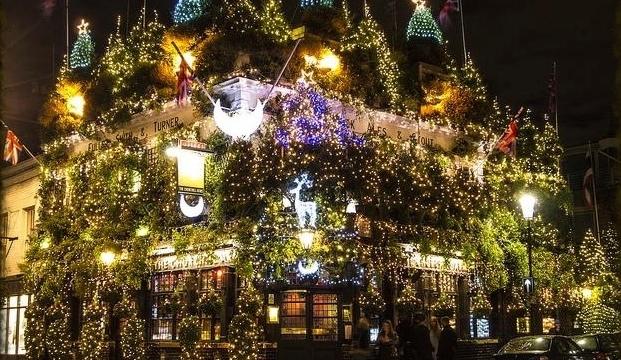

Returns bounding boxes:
[3,130,23,165]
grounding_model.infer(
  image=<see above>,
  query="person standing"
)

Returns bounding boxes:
[411,313,434,360]
[379,320,399,360]
[357,312,371,349]
[429,316,441,360]
[437,317,458,360]
[396,317,413,360]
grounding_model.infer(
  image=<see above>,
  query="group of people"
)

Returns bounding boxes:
[359,312,457,360]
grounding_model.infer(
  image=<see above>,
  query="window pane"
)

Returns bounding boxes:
[7,308,17,354]
[19,295,29,307]
[312,294,338,341]
[9,296,18,308]
[18,308,26,354]
[0,307,6,354]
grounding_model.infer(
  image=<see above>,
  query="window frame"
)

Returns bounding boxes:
[0,294,31,355]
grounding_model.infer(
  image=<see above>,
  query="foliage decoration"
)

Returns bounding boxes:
[178,315,201,359]
[229,283,263,360]
[259,0,290,44]
[78,297,107,360]
[396,282,422,317]
[576,300,621,334]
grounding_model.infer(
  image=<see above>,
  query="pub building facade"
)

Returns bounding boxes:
[122,78,486,359]
[1,77,515,359]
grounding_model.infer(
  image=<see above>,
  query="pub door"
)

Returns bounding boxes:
[277,290,340,360]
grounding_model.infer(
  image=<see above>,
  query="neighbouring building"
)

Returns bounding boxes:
[0,158,40,359]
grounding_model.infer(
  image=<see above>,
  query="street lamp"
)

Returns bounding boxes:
[519,193,537,334]
[519,194,537,221]
[519,193,537,279]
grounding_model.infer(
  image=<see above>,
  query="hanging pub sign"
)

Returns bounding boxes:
[168,139,212,218]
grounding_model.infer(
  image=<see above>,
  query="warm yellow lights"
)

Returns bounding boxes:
[318,52,340,71]
[267,306,279,324]
[582,287,593,301]
[298,229,315,250]
[99,250,116,267]
[173,51,195,71]
[77,19,90,35]
[304,49,340,72]
[66,94,85,117]
[135,225,150,237]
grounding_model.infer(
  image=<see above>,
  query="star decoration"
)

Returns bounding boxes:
[412,0,427,7]
[77,19,90,35]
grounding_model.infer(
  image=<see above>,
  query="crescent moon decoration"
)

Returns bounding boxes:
[298,260,320,275]
[179,194,205,218]
[213,99,264,140]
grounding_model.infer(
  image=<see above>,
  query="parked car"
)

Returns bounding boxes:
[572,333,621,359]
[494,335,595,359]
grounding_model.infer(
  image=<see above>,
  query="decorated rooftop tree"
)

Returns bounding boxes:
[70,19,95,70]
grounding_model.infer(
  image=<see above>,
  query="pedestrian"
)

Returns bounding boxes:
[547,319,561,335]
[357,312,371,349]
[379,320,399,360]
[396,316,413,359]
[437,317,458,360]
[429,316,441,360]
[411,313,434,360]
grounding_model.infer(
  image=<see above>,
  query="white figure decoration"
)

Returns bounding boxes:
[213,99,264,140]
[289,173,317,228]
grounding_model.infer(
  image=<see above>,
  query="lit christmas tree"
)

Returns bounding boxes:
[173,0,208,24]
[78,298,106,360]
[407,1,443,43]
[70,19,95,69]
[576,301,621,333]
[602,224,620,272]
[300,0,333,8]
[260,0,290,44]
[579,229,609,286]
[229,284,263,360]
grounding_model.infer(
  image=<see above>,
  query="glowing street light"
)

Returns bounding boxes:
[519,193,537,221]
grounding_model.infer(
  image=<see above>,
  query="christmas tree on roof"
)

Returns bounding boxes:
[300,0,334,8]
[407,0,443,44]
[70,19,95,69]
[173,0,208,24]
[579,229,609,287]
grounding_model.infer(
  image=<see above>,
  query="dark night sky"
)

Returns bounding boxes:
[1,0,617,153]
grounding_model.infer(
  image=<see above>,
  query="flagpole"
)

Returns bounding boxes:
[553,61,559,135]
[65,0,69,69]
[458,0,467,65]
[588,142,602,241]
[0,121,42,167]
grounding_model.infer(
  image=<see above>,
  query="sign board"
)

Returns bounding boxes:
[152,250,232,272]
[523,277,535,295]
[71,104,202,154]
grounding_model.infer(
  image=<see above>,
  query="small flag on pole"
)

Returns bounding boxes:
[3,130,23,165]
[584,150,594,208]
[495,108,523,157]
[438,0,459,29]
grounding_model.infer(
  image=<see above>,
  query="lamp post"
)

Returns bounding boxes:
[519,193,537,334]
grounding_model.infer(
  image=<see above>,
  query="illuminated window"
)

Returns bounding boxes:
[281,292,307,339]
[0,295,30,355]
[516,317,531,334]
[24,207,35,236]
[312,294,338,341]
